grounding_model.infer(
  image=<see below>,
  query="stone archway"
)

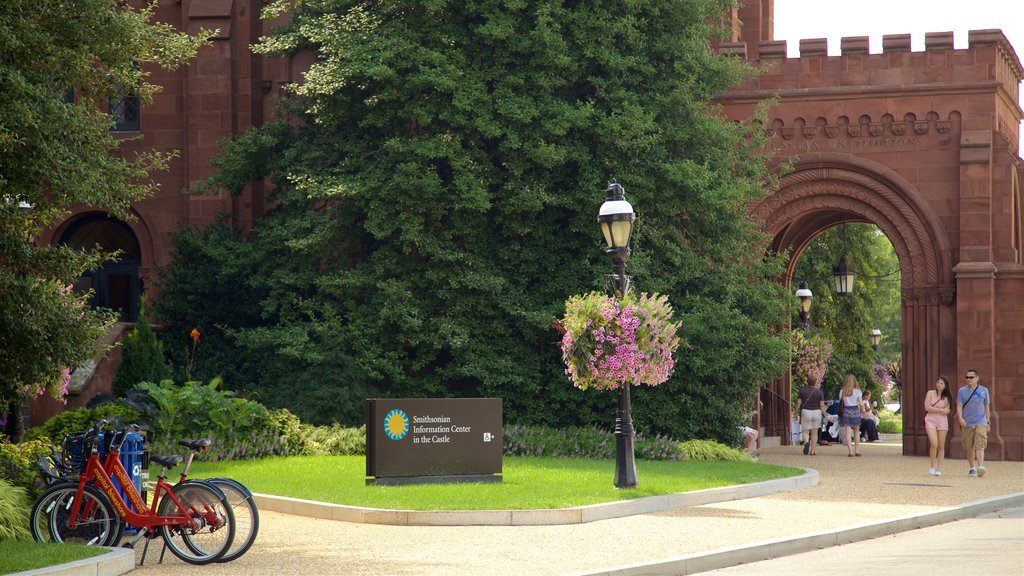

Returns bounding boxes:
[753,153,957,458]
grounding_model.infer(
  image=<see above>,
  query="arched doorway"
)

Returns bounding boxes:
[754,153,956,457]
[58,214,142,322]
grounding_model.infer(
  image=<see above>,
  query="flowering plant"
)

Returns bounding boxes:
[560,292,681,391]
[791,330,832,387]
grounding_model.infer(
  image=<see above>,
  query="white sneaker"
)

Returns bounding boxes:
[969,468,978,477]
[977,466,986,477]
[933,470,942,476]
[928,468,935,475]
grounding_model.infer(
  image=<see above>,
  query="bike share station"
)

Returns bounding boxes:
[63,430,148,532]
[365,398,503,485]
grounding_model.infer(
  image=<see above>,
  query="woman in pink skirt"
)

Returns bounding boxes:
[923,376,952,475]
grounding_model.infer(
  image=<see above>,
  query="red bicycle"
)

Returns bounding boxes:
[30,420,235,565]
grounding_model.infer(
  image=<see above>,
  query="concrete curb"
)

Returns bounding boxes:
[251,468,820,526]
[561,492,1024,576]
[7,547,134,576]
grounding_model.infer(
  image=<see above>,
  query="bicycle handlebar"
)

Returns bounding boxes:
[86,419,109,439]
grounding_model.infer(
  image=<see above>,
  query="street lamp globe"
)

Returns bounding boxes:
[870,328,882,351]
[795,281,813,329]
[598,182,635,297]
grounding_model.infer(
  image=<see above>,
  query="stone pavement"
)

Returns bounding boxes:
[13,435,1024,576]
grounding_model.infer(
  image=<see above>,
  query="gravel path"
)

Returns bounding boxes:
[126,438,1024,575]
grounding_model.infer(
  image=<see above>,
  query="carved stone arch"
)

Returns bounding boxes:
[755,152,955,291]
[752,153,957,456]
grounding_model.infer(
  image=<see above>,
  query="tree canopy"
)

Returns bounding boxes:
[0,0,207,408]
[158,0,791,443]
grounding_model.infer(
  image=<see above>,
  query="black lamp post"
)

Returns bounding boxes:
[598,181,637,489]
[795,281,813,329]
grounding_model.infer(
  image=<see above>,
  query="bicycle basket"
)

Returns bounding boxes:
[60,432,92,474]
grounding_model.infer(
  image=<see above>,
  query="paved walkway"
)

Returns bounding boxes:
[702,505,1024,575]
[15,436,1024,575]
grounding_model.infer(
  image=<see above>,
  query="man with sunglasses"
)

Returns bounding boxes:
[956,369,991,477]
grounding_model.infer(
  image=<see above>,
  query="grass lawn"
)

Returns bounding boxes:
[190,455,804,510]
[0,540,107,575]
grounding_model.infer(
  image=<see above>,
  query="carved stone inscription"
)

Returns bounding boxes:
[777,136,919,154]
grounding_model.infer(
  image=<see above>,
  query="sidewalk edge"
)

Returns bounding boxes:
[251,468,819,526]
[562,491,1024,576]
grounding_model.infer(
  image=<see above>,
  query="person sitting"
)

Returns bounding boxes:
[860,390,881,442]
[740,425,759,461]
[819,399,841,444]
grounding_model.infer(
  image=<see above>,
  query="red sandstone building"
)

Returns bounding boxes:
[32,1,1024,461]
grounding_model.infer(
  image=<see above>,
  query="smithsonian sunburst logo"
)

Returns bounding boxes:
[383,408,410,441]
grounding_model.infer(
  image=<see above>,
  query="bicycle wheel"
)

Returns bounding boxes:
[157,480,235,565]
[31,483,123,547]
[208,477,259,562]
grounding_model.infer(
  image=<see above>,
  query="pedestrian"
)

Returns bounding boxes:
[838,374,863,456]
[796,375,828,455]
[956,369,991,477]
[923,375,952,476]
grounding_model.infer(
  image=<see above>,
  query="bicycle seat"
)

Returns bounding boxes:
[150,454,184,469]
[178,439,211,451]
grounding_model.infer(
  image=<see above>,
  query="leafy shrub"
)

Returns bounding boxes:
[298,424,367,456]
[129,381,307,461]
[157,428,290,462]
[0,438,55,500]
[112,306,171,396]
[878,409,902,434]
[678,439,754,462]
[0,479,31,541]
[25,402,142,443]
[502,424,685,461]
[132,378,266,443]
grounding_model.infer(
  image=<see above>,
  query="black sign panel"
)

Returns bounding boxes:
[366,398,502,479]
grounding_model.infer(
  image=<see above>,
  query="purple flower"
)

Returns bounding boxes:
[560,292,681,390]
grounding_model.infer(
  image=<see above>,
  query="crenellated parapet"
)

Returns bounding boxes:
[723,30,1024,117]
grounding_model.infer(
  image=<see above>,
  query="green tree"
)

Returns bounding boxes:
[159,0,790,441]
[112,299,171,396]
[0,1,208,413]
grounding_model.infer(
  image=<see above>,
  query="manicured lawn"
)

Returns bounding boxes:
[190,455,803,510]
[0,540,107,575]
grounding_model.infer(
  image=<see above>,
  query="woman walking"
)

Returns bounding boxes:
[838,374,863,456]
[924,376,952,475]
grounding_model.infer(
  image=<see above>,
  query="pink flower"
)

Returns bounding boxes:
[560,292,681,390]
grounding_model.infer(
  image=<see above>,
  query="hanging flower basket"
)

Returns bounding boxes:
[791,330,832,386]
[560,292,681,391]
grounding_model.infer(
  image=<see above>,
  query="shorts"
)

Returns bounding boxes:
[924,412,948,430]
[800,409,822,431]
[962,424,988,454]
